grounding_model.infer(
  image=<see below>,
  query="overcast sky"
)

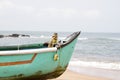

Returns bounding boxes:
[0,0,120,32]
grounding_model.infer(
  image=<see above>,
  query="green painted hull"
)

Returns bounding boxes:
[0,32,80,80]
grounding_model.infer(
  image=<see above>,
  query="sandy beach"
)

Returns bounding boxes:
[49,69,110,80]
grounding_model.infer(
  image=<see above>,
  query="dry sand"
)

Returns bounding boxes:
[49,69,110,80]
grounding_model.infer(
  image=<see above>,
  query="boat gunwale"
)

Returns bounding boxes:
[0,47,57,55]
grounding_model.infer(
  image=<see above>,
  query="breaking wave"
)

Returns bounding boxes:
[69,60,120,70]
[108,38,120,41]
[78,37,88,40]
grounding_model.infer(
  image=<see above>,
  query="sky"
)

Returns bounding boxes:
[0,0,120,32]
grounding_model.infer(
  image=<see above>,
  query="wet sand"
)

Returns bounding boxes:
[49,69,110,80]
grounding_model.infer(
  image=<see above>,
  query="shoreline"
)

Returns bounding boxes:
[49,69,110,80]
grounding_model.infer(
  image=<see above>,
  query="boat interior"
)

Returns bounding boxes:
[0,31,80,51]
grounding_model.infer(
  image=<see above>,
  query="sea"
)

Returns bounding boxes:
[0,31,120,80]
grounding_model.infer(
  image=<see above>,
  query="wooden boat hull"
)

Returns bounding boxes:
[0,31,80,80]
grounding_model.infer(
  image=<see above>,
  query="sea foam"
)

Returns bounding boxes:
[78,37,88,40]
[69,60,120,70]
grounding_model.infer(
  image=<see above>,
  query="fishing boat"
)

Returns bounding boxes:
[0,31,80,80]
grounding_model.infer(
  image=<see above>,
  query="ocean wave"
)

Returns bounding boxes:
[108,38,120,41]
[78,37,88,40]
[56,37,88,41]
[69,60,120,70]
[29,36,50,39]
[94,37,120,41]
